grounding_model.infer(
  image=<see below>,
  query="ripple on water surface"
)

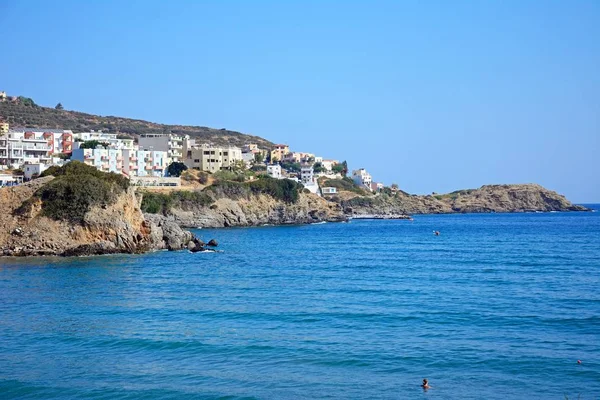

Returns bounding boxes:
[1,210,599,399]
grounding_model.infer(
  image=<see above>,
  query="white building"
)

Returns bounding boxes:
[321,159,339,173]
[266,164,282,179]
[74,131,136,151]
[9,129,74,155]
[23,163,50,180]
[301,165,314,184]
[300,165,320,195]
[139,133,187,163]
[0,131,54,169]
[184,144,243,172]
[72,148,168,177]
[352,168,373,190]
[322,187,337,195]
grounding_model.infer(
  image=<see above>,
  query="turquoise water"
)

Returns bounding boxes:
[1,207,599,399]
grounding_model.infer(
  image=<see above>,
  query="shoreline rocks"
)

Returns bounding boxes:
[0,180,199,257]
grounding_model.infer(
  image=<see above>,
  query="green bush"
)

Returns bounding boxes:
[34,161,129,223]
[140,192,173,214]
[322,177,368,195]
[167,162,188,177]
[140,190,214,214]
[248,176,302,203]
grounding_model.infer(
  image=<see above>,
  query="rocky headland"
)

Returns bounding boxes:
[0,168,200,257]
[337,184,588,216]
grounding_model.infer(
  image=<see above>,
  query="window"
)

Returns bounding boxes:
[223,151,228,156]
[203,151,210,155]
[194,159,200,163]
[210,151,215,155]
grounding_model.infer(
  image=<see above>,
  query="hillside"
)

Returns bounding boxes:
[0,98,274,148]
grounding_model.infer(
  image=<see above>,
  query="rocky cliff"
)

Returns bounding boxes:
[0,177,195,257]
[167,191,346,228]
[339,184,588,216]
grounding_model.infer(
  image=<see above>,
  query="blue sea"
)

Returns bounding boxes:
[1,206,599,399]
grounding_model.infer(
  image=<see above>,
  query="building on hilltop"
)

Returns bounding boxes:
[321,159,339,173]
[283,151,315,164]
[300,165,314,184]
[0,119,8,134]
[352,168,373,191]
[266,164,282,179]
[183,143,243,172]
[0,91,6,101]
[370,182,384,192]
[301,164,320,195]
[321,187,337,195]
[139,133,187,163]
[270,144,289,162]
[73,131,136,151]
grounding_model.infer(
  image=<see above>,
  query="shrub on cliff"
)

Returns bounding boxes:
[249,176,302,203]
[36,161,130,223]
[140,192,173,214]
[322,177,369,195]
[206,175,302,203]
[141,190,214,214]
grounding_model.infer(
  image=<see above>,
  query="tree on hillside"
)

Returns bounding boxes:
[17,96,37,107]
[332,160,348,176]
[167,162,188,177]
[313,162,325,173]
[254,152,264,164]
[55,103,64,110]
[280,162,301,173]
[391,183,399,190]
[80,140,109,149]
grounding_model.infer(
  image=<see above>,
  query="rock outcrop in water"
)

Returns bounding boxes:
[338,184,588,216]
[0,177,196,257]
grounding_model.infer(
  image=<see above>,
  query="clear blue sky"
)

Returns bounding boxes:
[1,1,598,202]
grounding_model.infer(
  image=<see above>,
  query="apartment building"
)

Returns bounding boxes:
[184,144,243,172]
[72,148,168,177]
[352,168,373,190]
[300,165,315,184]
[139,133,187,163]
[0,131,53,168]
[282,151,315,164]
[270,144,289,162]
[266,164,282,179]
[74,131,136,151]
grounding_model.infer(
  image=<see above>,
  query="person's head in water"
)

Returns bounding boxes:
[422,378,430,388]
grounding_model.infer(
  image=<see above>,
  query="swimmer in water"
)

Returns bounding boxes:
[421,378,430,389]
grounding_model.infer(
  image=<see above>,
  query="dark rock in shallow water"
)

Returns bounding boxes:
[207,239,218,247]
